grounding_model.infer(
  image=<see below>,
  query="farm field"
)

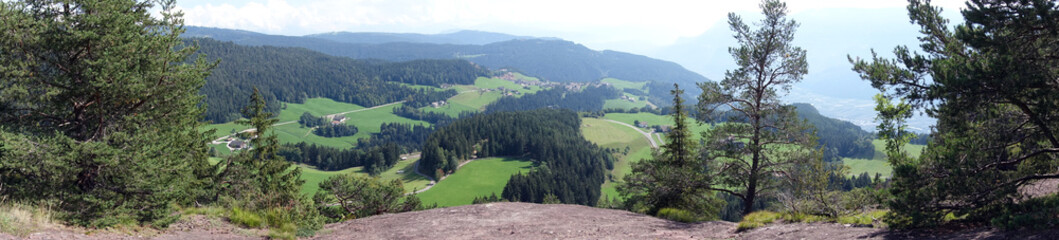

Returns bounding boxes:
[203,98,430,149]
[415,157,533,207]
[603,112,713,139]
[446,90,504,111]
[207,155,429,196]
[841,139,927,177]
[604,99,650,110]
[420,101,478,117]
[298,155,430,196]
[581,118,654,200]
[601,78,647,91]
[442,76,546,112]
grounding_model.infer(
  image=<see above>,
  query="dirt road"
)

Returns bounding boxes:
[604,119,659,148]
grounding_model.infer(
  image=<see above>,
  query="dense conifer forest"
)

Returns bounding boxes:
[418,109,613,205]
[484,86,620,113]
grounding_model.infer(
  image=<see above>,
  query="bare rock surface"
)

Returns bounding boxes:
[312,202,737,240]
[4,202,1058,239]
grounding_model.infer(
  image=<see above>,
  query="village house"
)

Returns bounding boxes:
[228,139,247,149]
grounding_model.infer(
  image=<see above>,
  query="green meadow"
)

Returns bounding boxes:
[203,98,430,149]
[415,157,533,207]
[298,155,430,196]
[580,118,655,200]
[841,139,926,178]
[601,78,647,90]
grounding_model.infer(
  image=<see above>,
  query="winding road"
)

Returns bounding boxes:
[603,119,660,148]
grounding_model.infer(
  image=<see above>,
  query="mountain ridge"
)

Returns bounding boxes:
[183,26,709,88]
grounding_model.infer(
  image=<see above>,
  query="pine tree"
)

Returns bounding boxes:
[0,0,214,226]
[696,0,824,216]
[216,88,303,209]
[850,0,1059,228]
[621,84,722,219]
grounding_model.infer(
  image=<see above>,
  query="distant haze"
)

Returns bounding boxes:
[172,0,968,131]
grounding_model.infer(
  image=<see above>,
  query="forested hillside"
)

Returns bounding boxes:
[793,103,875,160]
[418,109,613,205]
[192,38,485,123]
[184,27,708,87]
[484,86,621,113]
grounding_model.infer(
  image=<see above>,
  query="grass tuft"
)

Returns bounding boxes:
[737,211,781,231]
[0,203,57,237]
[837,210,888,227]
[657,208,700,223]
[228,208,263,228]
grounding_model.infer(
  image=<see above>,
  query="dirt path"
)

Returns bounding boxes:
[409,155,481,194]
[604,119,659,148]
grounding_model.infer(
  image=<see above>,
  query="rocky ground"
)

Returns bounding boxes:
[4,202,1057,240]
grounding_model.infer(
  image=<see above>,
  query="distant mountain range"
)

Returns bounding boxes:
[647,7,952,132]
[183,26,708,89]
[305,30,548,45]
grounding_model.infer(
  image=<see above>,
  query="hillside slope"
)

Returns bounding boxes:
[184,27,709,87]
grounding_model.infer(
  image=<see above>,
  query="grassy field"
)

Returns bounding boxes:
[581,118,655,200]
[208,153,429,196]
[298,155,430,196]
[601,78,647,90]
[842,139,927,177]
[270,103,431,149]
[415,157,533,207]
[604,99,650,110]
[447,90,505,111]
[603,112,713,140]
[204,99,430,149]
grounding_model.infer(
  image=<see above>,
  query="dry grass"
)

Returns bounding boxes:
[0,202,59,237]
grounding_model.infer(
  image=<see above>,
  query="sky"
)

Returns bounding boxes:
[173,0,970,53]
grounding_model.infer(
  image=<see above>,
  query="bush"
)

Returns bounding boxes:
[990,194,1059,230]
[656,208,699,223]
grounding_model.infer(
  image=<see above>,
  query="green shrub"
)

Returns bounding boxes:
[228,208,263,228]
[990,194,1059,230]
[656,208,699,223]
[737,211,780,231]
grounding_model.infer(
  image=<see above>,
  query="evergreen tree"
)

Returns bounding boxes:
[696,0,824,216]
[215,88,303,209]
[621,84,723,219]
[0,0,213,226]
[850,0,1059,228]
[313,174,420,220]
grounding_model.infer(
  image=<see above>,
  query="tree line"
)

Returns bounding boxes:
[483,86,620,113]
[279,142,401,174]
[192,38,486,123]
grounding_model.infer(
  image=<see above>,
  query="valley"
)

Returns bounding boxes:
[9,1,1054,238]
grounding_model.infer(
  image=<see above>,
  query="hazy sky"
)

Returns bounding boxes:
[174,0,969,52]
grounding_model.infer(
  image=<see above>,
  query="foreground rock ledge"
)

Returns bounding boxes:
[315,202,738,239]
[5,202,1058,239]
